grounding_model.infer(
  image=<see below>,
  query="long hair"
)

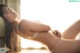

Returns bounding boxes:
[0,4,13,49]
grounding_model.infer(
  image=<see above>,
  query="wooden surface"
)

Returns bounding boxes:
[6,49,50,53]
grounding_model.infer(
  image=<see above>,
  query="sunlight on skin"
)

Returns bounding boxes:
[20,0,80,48]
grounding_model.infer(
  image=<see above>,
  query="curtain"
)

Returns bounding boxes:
[0,0,8,5]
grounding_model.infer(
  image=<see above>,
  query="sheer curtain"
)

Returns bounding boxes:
[0,0,8,5]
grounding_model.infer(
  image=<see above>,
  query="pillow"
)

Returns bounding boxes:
[0,17,6,38]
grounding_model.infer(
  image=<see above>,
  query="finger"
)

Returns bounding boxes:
[53,30,61,38]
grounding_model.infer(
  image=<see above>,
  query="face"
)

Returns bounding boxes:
[3,7,17,23]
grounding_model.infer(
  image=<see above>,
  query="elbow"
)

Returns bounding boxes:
[44,25,51,31]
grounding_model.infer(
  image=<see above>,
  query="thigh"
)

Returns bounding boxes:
[52,39,80,53]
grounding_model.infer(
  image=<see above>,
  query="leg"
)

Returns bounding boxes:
[32,32,80,53]
[62,20,80,39]
[52,39,80,53]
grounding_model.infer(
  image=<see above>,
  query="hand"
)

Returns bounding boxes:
[51,30,61,38]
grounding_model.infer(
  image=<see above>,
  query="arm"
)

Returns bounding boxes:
[18,19,50,32]
[11,18,50,35]
[3,8,50,35]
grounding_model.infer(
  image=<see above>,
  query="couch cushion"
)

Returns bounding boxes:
[0,17,6,38]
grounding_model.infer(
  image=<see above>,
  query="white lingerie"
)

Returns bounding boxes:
[30,32,40,39]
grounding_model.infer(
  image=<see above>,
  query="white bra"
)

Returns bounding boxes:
[28,32,40,39]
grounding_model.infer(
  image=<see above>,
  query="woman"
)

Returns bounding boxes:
[0,4,21,51]
[0,4,80,53]
[0,4,14,50]
[0,4,53,51]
